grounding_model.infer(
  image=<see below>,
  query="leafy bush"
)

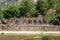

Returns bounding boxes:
[0,12,4,18]
[0,0,60,25]
[47,0,59,9]
[3,5,20,19]
[36,0,49,16]
[42,35,50,40]
[47,8,60,25]
[18,0,37,17]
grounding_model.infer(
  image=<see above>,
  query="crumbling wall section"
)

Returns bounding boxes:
[0,18,60,31]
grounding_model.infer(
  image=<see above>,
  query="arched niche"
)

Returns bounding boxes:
[38,20,41,24]
[33,20,37,24]
[28,20,32,24]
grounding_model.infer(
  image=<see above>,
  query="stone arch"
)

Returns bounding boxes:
[42,18,47,24]
[23,19,27,24]
[33,20,37,24]
[28,20,32,24]
[38,20,41,24]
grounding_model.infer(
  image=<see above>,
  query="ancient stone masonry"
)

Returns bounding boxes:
[0,17,60,31]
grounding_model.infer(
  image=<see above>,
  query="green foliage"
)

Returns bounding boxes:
[49,18,59,25]
[3,5,20,18]
[42,35,50,40]
[36,0,49,16]
[0,4,3,11]
[0,3,4,18]
[1,33,4,35]
[44,0,59,25]
[0,0,60,25]
[0,12,4,18]
[36,0,59,16]
[55,8,60,25]
[18,0,37,17]
[47,7,60,25]
[47,0,59,9]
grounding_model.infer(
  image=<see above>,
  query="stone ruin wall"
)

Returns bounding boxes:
[0,18,60,31]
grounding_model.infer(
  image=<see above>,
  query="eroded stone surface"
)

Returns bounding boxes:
[0,18,59,31]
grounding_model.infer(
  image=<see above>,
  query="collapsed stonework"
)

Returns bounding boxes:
[0,16,60,31]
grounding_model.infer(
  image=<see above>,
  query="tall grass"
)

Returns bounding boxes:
[0,34,60,40]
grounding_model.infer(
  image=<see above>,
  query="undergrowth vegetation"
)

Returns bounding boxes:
[0,34,60,40]
[0,0,60,25]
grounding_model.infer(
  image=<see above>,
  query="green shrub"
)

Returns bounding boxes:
[3,5,20,19]
[1,33,4,35]
[18,0,37,17]
[36,0,49,16]
[42,35,50,40]
[0,12,4,18]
